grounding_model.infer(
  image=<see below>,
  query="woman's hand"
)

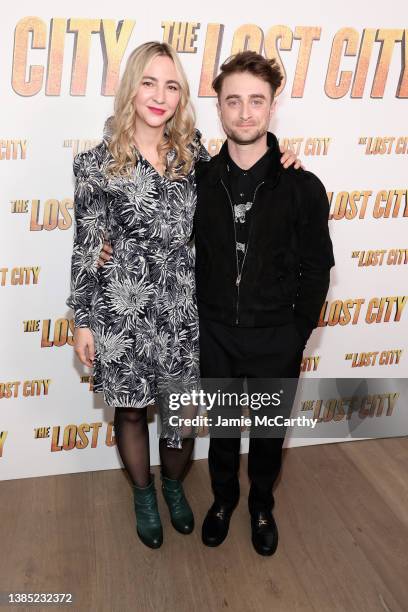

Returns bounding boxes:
[279,145,305,170]
[97,241,113,267]
[74,327,95,367]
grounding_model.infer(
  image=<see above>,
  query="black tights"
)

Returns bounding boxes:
[113,407,194,487]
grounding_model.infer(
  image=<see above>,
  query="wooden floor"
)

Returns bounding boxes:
[1,437,407,612]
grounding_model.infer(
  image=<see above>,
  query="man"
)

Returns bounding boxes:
[194,51,334,556]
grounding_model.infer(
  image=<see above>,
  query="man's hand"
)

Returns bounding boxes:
[74,327,95,367]
[97,241,113,267]
[279,145,305,170]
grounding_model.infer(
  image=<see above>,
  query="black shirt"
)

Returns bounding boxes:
[226,146,272,272]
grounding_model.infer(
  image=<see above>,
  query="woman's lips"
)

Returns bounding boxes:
[148,107,166,115]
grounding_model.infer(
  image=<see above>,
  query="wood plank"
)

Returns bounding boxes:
[285,441,407,611]
[0,438,406,612]
[340,437,408,528]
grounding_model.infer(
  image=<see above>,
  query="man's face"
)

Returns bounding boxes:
[217,71,275,145]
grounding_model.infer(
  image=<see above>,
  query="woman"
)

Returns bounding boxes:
[67,41,299,549]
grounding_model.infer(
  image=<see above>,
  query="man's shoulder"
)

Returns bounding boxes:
[282,166,327,198]
[195,151,221,182]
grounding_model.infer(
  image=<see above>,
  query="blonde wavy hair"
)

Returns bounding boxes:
[107,41,197,179]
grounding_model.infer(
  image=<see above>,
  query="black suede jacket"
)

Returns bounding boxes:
[194,132,335,342]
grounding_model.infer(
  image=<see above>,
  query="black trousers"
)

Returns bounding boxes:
[199,317,303,514]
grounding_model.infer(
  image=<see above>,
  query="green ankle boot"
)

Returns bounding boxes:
[133,476,163,549]
[161,476,194,534]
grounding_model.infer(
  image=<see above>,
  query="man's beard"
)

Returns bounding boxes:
[223,124,267,145]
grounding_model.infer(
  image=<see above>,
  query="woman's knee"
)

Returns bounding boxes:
[114,406,147,425]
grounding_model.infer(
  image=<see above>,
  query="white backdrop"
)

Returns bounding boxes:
[1,0,407,480]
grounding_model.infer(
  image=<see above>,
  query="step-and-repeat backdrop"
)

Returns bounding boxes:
[1,0,407,480]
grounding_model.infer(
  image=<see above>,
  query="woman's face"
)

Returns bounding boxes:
[132,55,181,130]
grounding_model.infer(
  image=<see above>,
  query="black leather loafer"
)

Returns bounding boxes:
[202,502,237,547]
[251,510,278,556]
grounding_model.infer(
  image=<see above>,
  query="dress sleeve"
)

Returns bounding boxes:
[198,142,211,162]
[191,128,211,163]
[66,150,108,328]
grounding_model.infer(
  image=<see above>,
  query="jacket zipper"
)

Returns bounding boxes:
[221,179,264,325]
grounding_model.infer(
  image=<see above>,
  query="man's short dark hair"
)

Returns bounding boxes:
[212,51,283,100]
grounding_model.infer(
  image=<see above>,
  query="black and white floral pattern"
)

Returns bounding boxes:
[67,128,210,447]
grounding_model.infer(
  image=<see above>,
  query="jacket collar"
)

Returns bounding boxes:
[209,131,282,188]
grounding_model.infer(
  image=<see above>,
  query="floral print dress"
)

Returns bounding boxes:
[67,124,210,447]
